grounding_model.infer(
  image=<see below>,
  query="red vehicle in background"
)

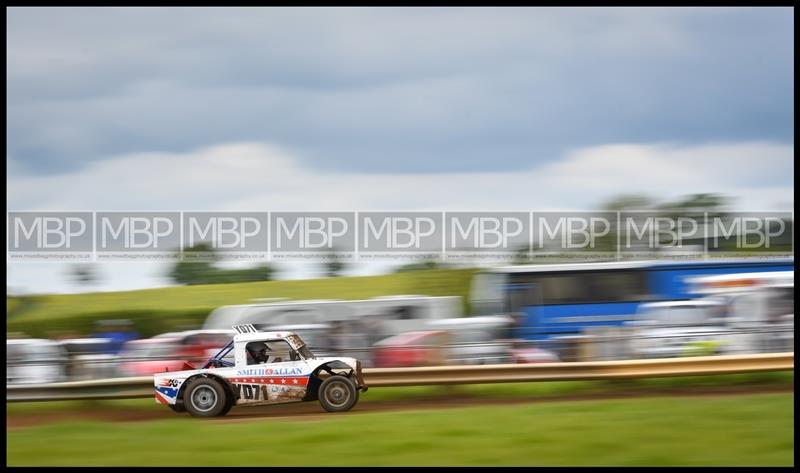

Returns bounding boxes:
[372,330,449,368]
[117,330,234,376]
[508,339,561,364]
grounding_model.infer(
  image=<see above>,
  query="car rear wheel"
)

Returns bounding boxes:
[318,375,358,413]
[183,377,229,418]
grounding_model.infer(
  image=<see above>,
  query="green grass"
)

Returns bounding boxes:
[6,268,477,337]
[7,393,794,466]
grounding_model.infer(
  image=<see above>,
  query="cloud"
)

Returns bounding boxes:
[8,139,793,212]
[7,7,794,174]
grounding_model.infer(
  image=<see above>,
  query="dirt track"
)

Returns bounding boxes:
[7,384,793,429]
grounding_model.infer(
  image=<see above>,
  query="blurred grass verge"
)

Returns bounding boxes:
[6,268,478,338]
[7,393,793,466]
[7,371,793,415]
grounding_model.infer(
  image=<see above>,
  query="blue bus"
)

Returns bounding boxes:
[470,258,794,341]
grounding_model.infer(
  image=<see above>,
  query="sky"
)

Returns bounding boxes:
[6,7,795,294]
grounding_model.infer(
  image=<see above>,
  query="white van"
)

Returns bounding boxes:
[629,300,734,358]
[687,271,793,353]
[630,271,795,357]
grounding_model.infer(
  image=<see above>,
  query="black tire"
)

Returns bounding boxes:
[318,375,358,413]
[219,395,234,416]
[169,401,186,414]
[183,377,229,418]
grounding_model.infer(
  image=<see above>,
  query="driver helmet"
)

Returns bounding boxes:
[246,341,270,362]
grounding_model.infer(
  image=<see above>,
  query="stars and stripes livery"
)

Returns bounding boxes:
[152,330,368,415]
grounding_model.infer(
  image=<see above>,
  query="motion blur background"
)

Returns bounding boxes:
[6,6,794,467]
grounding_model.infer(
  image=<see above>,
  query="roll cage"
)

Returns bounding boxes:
[202,340,235,369]
[201,336,314,369]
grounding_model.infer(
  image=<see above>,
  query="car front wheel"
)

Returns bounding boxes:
[318,375,358,413]
[183,377,229,418]
[169,401,186,413]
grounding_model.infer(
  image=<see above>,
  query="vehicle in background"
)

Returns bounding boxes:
[202,295,462,340]
[7,339,68,385]
[152,329,237,359]
[57,338,118,380]
[508,340,561,364]
[118,330,235,377]
[688,271,794,354]
[628,300,733,358]
[471,258,794,344]
[89,319,140,354]
[424,315,515,365]
[372,331,449,368]
[628,271,794,359]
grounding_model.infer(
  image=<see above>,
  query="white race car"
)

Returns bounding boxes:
[153,325,368,417]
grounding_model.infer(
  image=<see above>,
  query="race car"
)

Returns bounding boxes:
[153,324,368,417]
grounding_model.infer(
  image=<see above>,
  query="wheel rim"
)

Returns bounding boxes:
[324,380,351,408]
[191,385,218,412]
